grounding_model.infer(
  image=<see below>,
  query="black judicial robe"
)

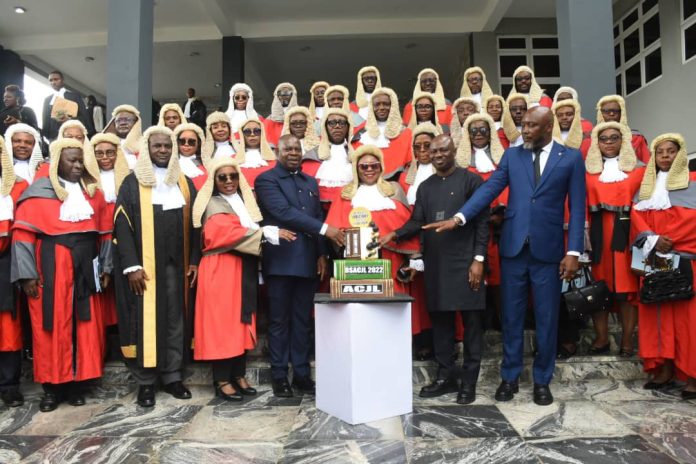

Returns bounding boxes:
[396,168,489,312]
[112,173,200,369]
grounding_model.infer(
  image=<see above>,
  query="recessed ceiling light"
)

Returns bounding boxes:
[14,6,26,13]
[85,56,95,62]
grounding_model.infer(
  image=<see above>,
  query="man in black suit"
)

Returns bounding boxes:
[383,134,489,405]
[255,134,345,398]
[182,88,207,130]
[41,70,94,141]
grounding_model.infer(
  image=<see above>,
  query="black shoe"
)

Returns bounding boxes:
[292,376,316,396]
[137,385,156,408]
[494,380,518,402]
[39,393,61,412]
[456,384,476,405]
[533,384,554,406]
[163,381,192,400]
[231,378,257,396]
[556,344,577,360]
[1,389,24,408]
[272,378,293,398]
[419,378,458,398]
[68,393,85,407]
[214,382,243,402]
[643,379,674,390]
[588,343,611,355]
[681,390,696,400]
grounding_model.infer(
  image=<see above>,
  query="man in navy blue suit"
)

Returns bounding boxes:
[425,107,585,405]
[255,134,345,398]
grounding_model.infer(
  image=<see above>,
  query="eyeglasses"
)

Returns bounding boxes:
[217,173,239,182]
[415,104,434,111]
[468,127,490,136]
[467,76,482,83]
[242,128,262,136]
[509,105,526,113]
[94,149,117,159]
[358,162,381,172]
[601,108,621,115]
[326,119,348,128]
[233,94,248,101]
[515,74,532,82]
[115,117,136,124]
[277,91,293,98]
[413,143,431,152]
[289,121,307,128]
[598,134,621,143]
[178,137,197,147]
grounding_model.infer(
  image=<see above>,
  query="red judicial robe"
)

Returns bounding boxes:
[402,101,453,129]
[587,167,644,300]
[632,131,651,164]
[352,128,414,180]
[194,202,260,360]
[187,168,208,192]
[496,128,510,149]
[100,199,118,327]
[263,119,284,147]
[326,188,429,334]
[239,160,276,190]
[631,173,696,379]
[581,118,594,135]
[12,179,110,384]
[0,180,28,351]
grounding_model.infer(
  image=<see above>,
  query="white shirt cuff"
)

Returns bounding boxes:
[409,259,424,272]
[474,255,485,262]
[262,226,280,245]
[566,251,581,257]
[123,265,143,275]
[454,213,466,225]
[319,223,328,235]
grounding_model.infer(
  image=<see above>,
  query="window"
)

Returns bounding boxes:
[497,35,560,99]
[683,0,696,62]
[614,0,662,96]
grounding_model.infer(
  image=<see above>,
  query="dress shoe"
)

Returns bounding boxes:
[231,378,257,396]
[214,382,243,402]
[456,384,476,405]
[137,385,156,408]
[494,380,519,402]
[68,393,86,407]
[643,379,674,390]
[419,378,458,398]
[587,343,611,355]
[1,389,24,408]
[292,376,316,396]
[681,390,696,400]
[163,381,192,400]
[533,384,554,406]
[39,393,61,412]
[272,378,293,398]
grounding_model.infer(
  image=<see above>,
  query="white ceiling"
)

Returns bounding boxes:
[0,0,552,112]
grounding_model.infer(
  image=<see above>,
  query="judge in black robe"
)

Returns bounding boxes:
[112,126,200,408]
[389,134,489,404]
[41,71,94,141]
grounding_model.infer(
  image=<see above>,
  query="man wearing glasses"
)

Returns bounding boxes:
[264,83,298,146]
[103,104,142,169]
[595,95,650,163]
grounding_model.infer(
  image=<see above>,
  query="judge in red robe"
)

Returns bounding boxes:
[585,122,644,357]
[552,99,591,159]
[553,87,594,135]
[483,95,511,149]
[5,123,44,185]
[201,112,238,168]
[12,138,111,411]
[350,66,382,122]
[103,104,142,170]
[279,107,320,177]
[174,123,208,191]
[459,66,494,113]
[353,87,413,180]
[264,83,298,146]
[595,95,651,164]
[234,118,277,189]
[630,133,696,398]
[402,68,452,131]
[0,137,28,407]
[326,145,426,329]
[312,108,354,206]
[508,66,553,108]
[225,83,264,137]
[449,97,480,149]
[406,92,444,134]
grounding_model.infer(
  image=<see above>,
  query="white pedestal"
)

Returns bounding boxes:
[314,294,413,425]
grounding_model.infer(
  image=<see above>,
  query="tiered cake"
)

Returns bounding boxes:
[330,207,394,298]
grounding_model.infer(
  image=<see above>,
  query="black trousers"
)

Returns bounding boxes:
[431,310,484,386]
[557,296,582,345]
[211,354,247,382]
[266,275,316,380]
[0,350,21,391]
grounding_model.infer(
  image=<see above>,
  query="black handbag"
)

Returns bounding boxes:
[639,256,694,305]
[563,267,613,320]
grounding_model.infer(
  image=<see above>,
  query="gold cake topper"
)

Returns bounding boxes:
[348,207,372,227]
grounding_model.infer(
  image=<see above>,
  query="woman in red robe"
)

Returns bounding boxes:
[631,133,696,398]
[402,68,452,131]
[314,108,354,207]
[0,137,28,407]
[233,118,277,189]
[193,158,293,401]
[12,139,111,411]
[483,95,511,149]
[326,145,426,335]
[595,95,651,164]
[584,122,644,357]
[174,123,208,191]
[449,97,479,149]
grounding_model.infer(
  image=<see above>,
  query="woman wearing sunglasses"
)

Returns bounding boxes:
[235,118,276,189]
[225,83,262,134]
[192,158,294,401]
[173,123,207,191]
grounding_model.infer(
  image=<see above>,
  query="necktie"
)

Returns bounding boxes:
[533,148,542,185]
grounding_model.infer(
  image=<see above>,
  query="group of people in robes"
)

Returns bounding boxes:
[0,61,693,413]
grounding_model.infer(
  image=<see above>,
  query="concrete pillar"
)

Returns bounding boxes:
[221,36,245,108]
[556,0,615,119]
[106,0,154,126]
[470,32,500,93]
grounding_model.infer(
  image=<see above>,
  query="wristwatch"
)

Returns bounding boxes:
[452,216,464,226]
